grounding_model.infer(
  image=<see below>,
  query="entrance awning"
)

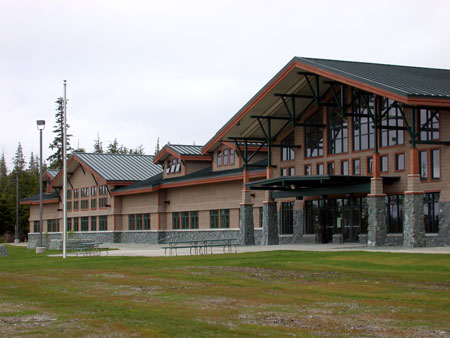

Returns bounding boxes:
[246,175,400,199]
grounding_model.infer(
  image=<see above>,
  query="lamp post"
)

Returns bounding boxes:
[37,120,45,250]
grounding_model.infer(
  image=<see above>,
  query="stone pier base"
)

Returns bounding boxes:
[403,193,425,248]
[367,195,387,246]
[293,200,305,244]
[439,201,450,246]
[239,204,255,245]
[262,202,278,245]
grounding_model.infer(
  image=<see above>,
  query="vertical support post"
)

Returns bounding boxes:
[15,172,19,243]
[404,108,425,248]
[367,95,386,246]
[62,80,68,259]
[39,129,43,248]
[239,138,255,245]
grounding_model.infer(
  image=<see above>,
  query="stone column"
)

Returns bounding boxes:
[239,189,255,245]
[261,193,278,245]
[367,153,387,246]
[438,201,450,246]
[293,199,304,243]
[403,148,425,248]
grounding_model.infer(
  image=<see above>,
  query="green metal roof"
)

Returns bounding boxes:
[297,57,450,99]
[74,152,162,182]
[21,192,59,203]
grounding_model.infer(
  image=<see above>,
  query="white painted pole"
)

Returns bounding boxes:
[62,80,68,259]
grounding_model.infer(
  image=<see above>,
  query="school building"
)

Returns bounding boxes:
[23,57,450,248]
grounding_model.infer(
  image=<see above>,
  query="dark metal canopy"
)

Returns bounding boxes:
[246,175,400,199]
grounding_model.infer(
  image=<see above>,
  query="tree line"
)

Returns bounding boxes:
[0,97,149,241]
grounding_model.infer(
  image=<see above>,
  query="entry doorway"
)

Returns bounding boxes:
[306,197,368,243]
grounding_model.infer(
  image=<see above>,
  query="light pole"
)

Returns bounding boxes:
[37,120,45,250]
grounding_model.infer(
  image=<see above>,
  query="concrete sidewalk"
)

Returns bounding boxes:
[94,242,450,257]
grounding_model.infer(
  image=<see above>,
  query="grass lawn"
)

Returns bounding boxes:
[1,246,449,337]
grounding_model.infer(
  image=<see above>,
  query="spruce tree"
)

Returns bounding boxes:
[93,132,103,153]
[107,138,120,153]
[48,97,72,169]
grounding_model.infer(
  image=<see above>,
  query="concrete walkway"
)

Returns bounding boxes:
[95,242,450,257]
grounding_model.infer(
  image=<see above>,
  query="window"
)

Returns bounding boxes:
[81,188,89,198]
[341,160,349,175]
[181,212,189,229]
[327,162,335,175]
[317,163,324,175]
[304,165,311,175]
[352,91,375,151]
[281,133,295,161]
[172,213,180,229]
[367,157,373,174]
[386,195,403,233]
[420,151,428,180]
[217,151,222,166]
[223,149,229,166]
[47,219,58,232]
[175,159,181,173]
[424,193,439,233]
[431,149,440,180]
[144,214,150,230]
[81,217,89,231]
[73,189,79,198]
[380,155,388,173]
[73,217,79,231]
[34,220,39,232]
[66,218,72,231]
[67,201,72,211]
[91,186,97,196]
[305,111,323,158]
[136,214,142,230]
[91,199,97,209]
[165,160,171,174]
[220,209,230,228]
[327,106,348,154]
[81,200,89,210]
[395,153,405,171]
[99,198,107,208]
[73,201,79,211]
[380,98,404,147]
[229,149,235,165]
[280,202,293,235]
[67,190,72,200]
[190,211,198,229]
[99,216,107,231]
[353,159,360,175]
[419,109,439,141]
[91,216,97,231]
[210,210,219,228]
[99,185,108,196]
[282,167,295,176]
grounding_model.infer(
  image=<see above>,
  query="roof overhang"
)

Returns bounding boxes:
[153,146,212,163]
[247,175,400,199]
[202,57,450,155]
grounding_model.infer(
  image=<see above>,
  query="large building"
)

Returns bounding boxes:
[23,57,450,248]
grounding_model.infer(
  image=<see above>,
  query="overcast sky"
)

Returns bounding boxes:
[1,0,449,170]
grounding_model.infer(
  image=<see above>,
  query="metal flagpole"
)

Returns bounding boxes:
[62,80,68,259]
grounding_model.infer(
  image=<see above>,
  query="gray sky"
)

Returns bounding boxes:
[1,0,449,170]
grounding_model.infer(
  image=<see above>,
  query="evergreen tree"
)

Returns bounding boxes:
[0,152,7,182]
[93,132,103,153]
[28,152,39,175]
[134,145,145,155]
[47,97,72,169]
[155,137,160,154]
[13,143,26,171]
[107,138,120,153]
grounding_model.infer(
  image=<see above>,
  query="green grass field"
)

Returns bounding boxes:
[1,246,449,337]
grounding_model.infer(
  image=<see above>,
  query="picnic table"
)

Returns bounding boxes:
[163,239,237,256]
[67,240,106,257]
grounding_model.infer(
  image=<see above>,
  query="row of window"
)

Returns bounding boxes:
[68,186,108,199]
[166,158,182,174]
[281,95,439,161]
[217,149,235,167]
[33,216,108,232]
[172,211,199,229]
[280,150,440,179]
[66,197,108,211]
[128,213,151,230]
